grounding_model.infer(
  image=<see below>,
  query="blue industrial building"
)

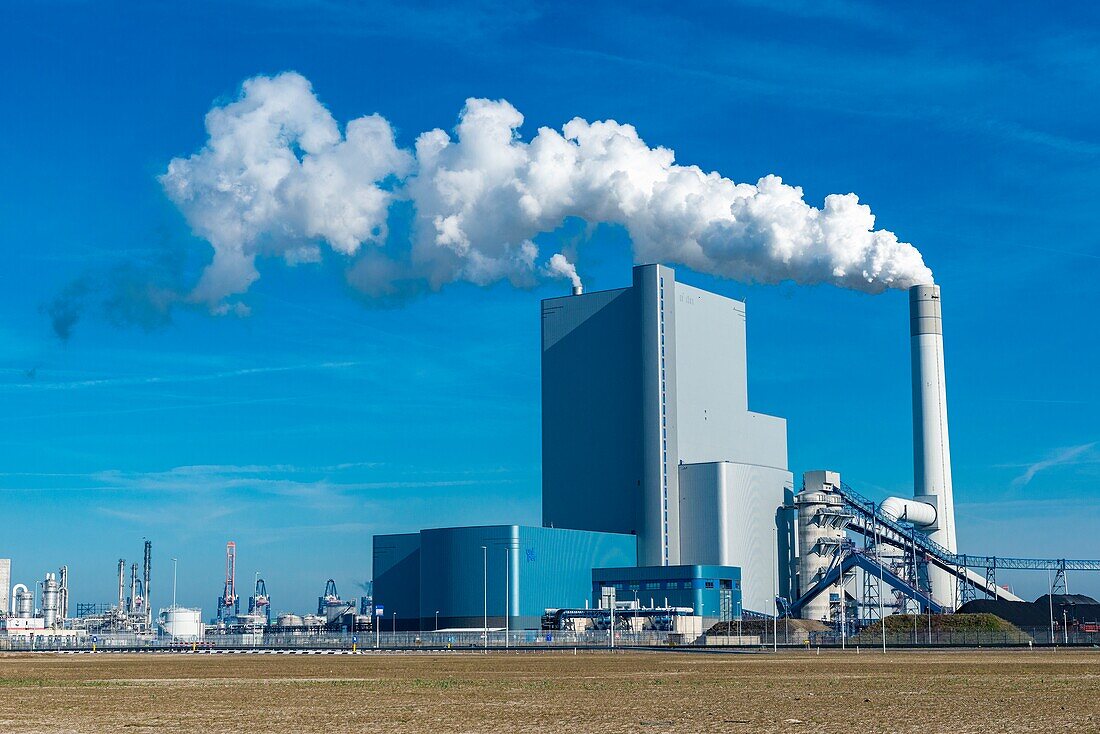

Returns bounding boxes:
[373,525,636,631]
[591,565,742,619]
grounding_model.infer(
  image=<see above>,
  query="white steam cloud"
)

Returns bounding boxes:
[545,253,582,290]
[161,72,932,310]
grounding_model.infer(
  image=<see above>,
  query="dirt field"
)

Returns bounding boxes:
[1,649,1097,733]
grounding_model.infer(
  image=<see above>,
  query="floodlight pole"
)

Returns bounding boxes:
[482,545,488,650]
[1047,568,1055,644]
[772,528,778,653]
[504,545,509,649]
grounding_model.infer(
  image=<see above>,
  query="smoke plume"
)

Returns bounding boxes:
[161,72,932,312]
[545,253,582,290]
[43,245,185,340]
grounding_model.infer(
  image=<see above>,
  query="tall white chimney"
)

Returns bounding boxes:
[909,284,957,606]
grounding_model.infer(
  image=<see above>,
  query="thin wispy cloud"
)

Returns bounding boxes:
[2,361,359,392]
[1011,442,1098,488]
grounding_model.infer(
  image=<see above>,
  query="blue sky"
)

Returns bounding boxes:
[2,1,1097,613]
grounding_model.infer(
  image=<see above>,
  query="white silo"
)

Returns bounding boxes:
[909,284,958,605]
[41,573,59,628]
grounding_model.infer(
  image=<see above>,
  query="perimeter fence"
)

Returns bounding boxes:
[2,626,1097,651]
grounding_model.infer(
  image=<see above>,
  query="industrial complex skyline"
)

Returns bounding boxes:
[2,2,1098,613]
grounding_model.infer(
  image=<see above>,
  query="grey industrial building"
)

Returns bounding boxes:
[542,264,793,613]
[373,263,793,625]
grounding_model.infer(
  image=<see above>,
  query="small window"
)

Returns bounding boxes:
[705,581,715,589]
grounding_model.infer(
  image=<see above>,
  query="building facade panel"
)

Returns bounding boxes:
[541,287,643,538]
[371,533,420,629]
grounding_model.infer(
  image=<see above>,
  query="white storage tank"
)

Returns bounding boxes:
[276,613,304,628]
[42,573,59,628]
[159,607,204,641]
[13,584,34,619]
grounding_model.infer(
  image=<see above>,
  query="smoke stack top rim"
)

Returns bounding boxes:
[909,283,942,335]
[571,284,584,296]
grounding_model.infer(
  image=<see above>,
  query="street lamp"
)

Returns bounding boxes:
[435,610,439,631]
[392,611,396,635]
[481,545,488,650]
[504,545,509,650]
[1047,568,1055,643]
[172,558,178,608]
[633,589,639,633]
[772,528,778,652]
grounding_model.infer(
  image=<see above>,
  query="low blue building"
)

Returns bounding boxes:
[373,525,637,630]
[591,565,742,621]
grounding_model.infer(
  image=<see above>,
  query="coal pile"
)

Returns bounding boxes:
[958,594,1100,627]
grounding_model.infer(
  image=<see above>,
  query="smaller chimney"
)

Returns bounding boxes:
[572,285,583,296]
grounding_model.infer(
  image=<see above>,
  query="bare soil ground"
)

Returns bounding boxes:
[0,649,1097,733]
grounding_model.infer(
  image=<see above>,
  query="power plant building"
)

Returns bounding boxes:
[371,263,794,626]
[373,525,637,630]
[541,264,794,613]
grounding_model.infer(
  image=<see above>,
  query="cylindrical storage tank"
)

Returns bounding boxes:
[42,574,59,628]
[236,613,266,629]
[159,607,204,641]
[13,585,33,619]
[880,497,937,527]
[909,285,957,606]
[325,599,353,624]
[302,614,325,628]
[276,613,304,628]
